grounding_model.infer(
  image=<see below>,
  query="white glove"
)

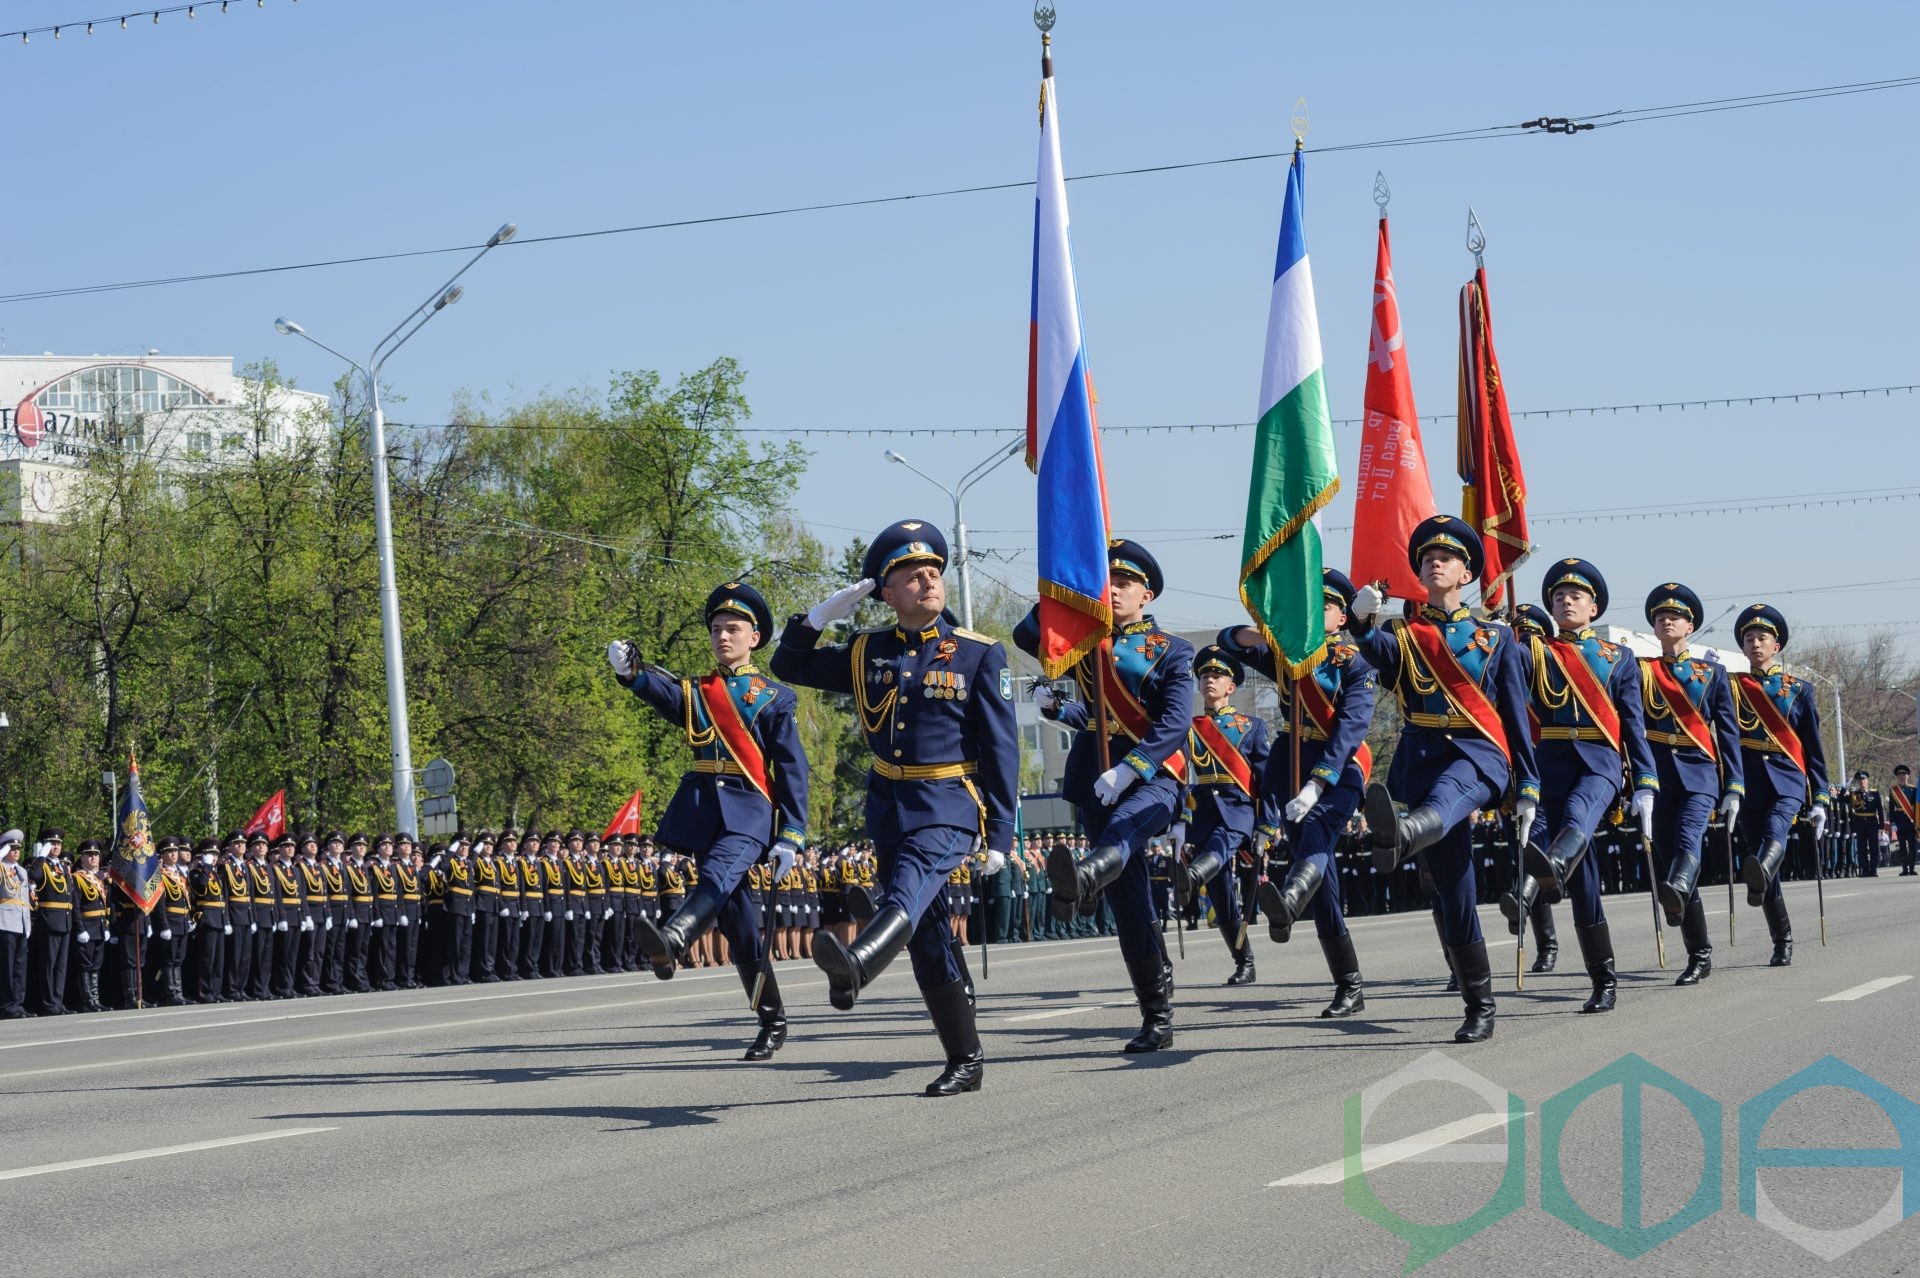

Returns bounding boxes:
[1717,792,1742,826]
[1034,683,1062,713]
[768,840,800,883]
[606,639,638,683]
[248,922,257,934]
[187,919,198,933]
[982,848,1007,876]
[77,930,89,944]
[604,908,614,920]
[1285,779,1326,825]
[300,917,314,932]
[1166,822,1187,851]
[1351,584,1384,622]
[543,910,553,922]
[144,923,153,937]
[1515,797,1539,849]
[398,915,409,927]
[324,917,333,931]
[500,906,511,917]
[805,578,876,630]
[347,918,358,930]
[1093,764,1141,807]
[564,909,575,921]
[1630,788,1656,839]
[372,918,383,929]
[275,920,289,933]
[223,924,232,935]
[104,931,114,943]
[159,928,173,940]
[1808,805,1828,842]
[519,911,529,920]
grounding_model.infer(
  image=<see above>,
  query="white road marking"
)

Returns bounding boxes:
[1820,974,1913,1002]
[1268,1110,1525,1187]
[0,1127,336,1181]
[1003,1001,1128,1023]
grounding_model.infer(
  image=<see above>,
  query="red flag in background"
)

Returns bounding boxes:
[1457,264,1531,610]
[602,789,644,839]
[243,789,287,840]
[1350,215,1436,599]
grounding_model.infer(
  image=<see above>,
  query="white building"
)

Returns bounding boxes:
[0,354,332,522]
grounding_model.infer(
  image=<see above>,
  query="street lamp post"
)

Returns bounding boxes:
[274,221,516,835]
[883,439,1022,629]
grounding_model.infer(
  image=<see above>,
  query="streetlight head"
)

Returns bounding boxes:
[274,318,304,336]
[435,286,464,311]
[487,222,519,248]
[884,449,907,464]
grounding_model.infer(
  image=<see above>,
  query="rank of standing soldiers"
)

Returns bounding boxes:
[0,516,1885,1099]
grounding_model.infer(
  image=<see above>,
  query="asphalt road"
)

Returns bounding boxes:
[2,877,1916,1276]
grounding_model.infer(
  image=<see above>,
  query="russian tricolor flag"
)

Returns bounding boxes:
[1026,48,1112,679]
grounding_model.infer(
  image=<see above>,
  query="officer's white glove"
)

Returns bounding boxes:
[275,920,289,933]
[1630,788,1657,839]
[372,918,383,929]
[144,923,153,937]
[1094,764,1141,807]
[1515,796,1539,849]
[159,928,173,941]
[982,848,1007,876]
[606,640,638,684]
[1717,792,1742,826]
[500,906,511,917]
[104,931,114,943]
[768,840,800,883]
[223,924,232,935]
[77,930,89,944]
[347,918,358,930]
[324,917,333,931]
[519,910,529,920]
[1351,584,1384,622]
[187,919,198,933]
[543,910,553,922]
[1034,683,1062,714]
[248,922,257,934]
[805,578,876,631]
[1285,779,1326,825]
[398,915,409,927]
[1808,804,1829,842]
[1165,822,1187,853]
[564,909,575,921]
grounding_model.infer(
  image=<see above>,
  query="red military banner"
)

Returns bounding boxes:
[1457,265,1531,610]
[1350,215,1435,599]
[242,788,287,841]
[602,789,645,839]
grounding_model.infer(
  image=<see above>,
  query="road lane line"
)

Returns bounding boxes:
[0,1127,337,1181]
[1820,974,1913,1002]
[1004,1001,1129,1023]
[1268,1111,1525,1187]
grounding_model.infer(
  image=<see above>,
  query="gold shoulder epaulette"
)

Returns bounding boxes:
[950,626,997,646]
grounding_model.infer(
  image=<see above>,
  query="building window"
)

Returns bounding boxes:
[33,365,214,418]
[185,431,212,455]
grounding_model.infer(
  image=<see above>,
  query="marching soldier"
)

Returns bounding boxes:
[1499,560,1658,1015]
[1845,771,1884,877]
[610,579,810,1061]
[1348,517,1539,1043]
[1219,568,1378,1019]
[1731,604,1831,966]
[1637,583,1744,987]
[1508,603,1561,972]
[25,829,74,1015]
[1017,537,1190,1054]
[774,520,1016,1094]
[1892,765,1917,875]
[1162,644,1271,986]
[188,838,228,1003]
[69,840,111,1012]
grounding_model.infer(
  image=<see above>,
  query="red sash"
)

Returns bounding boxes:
[696,675,774,803]
[1734,674,1809,776]
[1294,669,1374,782]
[1404,622,1510,764]
[1895,787,1916,825]
[1191,715,1254,795]
[1098,646,1187,781]
[1544,639,1623,754]
[1645,658,1715,761]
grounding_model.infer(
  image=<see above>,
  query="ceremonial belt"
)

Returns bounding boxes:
[38,900,71,909]
[1646,729,1709,749]
[689,759,748,776]
[1544,639,1623,754]
[870,759,978,782]
[376,893,397,901]
[1189,771,1247,788]
[1537,726,1615,743]
[1402,623,1510,763]
[694,674,774,803]
[1645,658,1716,760]
[165,905,189,915]
[80,908,108,919]
[1407,711,1479,730]
[1896,788,1917,824]
[1293,664,1374,782]
[1,897,27,908]
[1190,715,1254,796]
[1734,674,1809,776]
[448,886,472,896]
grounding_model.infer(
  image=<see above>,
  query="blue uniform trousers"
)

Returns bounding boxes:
[1736,768,1800,906]
[1192,821,1245,941]
[697,831,768,981]
[1085,777,1180,966]
[876,824,973,990]
[1287,777,1364,940]
[1409,756,1497,947]
[1539,746,1622,929]
[1651,760,1714,908]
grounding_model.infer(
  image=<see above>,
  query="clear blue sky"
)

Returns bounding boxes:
[6,0,1915,653]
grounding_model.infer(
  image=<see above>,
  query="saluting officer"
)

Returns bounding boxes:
[774,520,1016,1095]
[611,580,810,1059]
[1891,765,1917,875]
[1017,537,1191,1054]
[1637,583,1744,986]
[1348,517,1539,1043]
[1219,568,1378,1019]
[1499,560,1658,1015]
[1731,604,1831,966]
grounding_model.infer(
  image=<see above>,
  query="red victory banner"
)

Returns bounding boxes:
[1350,207,1436,599]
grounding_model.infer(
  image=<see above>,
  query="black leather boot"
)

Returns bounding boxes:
[1122,950,1174,1053]
[1763,894,1794,966]
[1433,911,1457,990]
[1177,848,1227,912]
[1675,896,1712,986]
[85,972,104,1013]
[1048,842,1125,921]
[950,937,975,1008]
[738,969,787,1061]
[1449,941,1495,1042]
[1365,784,1446,872]
[1319,933,1365,1018]
[922,977,984,1096]
[1529,897,1559,972]
[1524,825,1591,900]
[1259,858,1324,944]
[1576,921,1617,1013]
[814,905,913,1010]
[1658,854,1701,928]
[846,884,878,922]
[1224,942,1256,986]
[632,883,725,980]
[1499,874,1540,935]
[1743,839,1788,907]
